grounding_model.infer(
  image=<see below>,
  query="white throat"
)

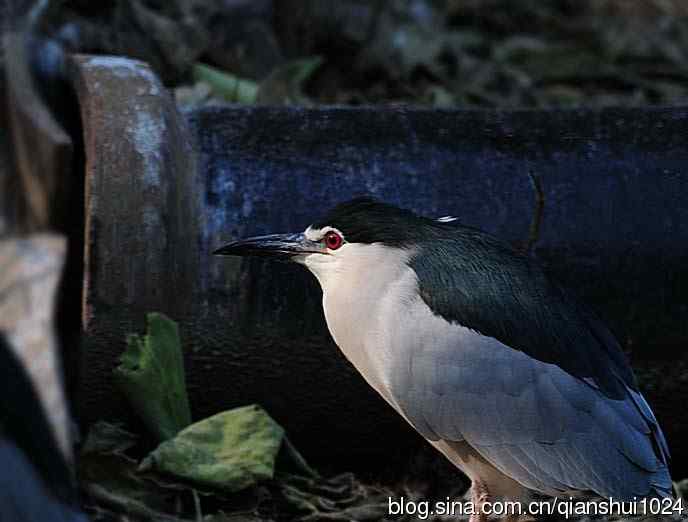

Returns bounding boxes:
[299,243,417,401]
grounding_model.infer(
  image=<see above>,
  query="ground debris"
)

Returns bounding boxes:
[11,0,688,108]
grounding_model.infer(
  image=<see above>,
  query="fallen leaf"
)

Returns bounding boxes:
[140,405,285,493]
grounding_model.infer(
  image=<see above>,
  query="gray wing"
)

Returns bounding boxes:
[387,304,671,500]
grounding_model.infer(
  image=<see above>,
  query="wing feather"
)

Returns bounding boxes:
[387,299,671,500]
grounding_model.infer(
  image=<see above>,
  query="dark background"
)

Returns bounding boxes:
[3,0,688,108]
[2,2,688,521]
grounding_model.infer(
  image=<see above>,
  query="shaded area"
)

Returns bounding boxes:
[79,315,683,521]
[3,1,688,107]
[79,314,461,521]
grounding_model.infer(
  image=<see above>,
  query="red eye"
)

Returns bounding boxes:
[324,231,343,250]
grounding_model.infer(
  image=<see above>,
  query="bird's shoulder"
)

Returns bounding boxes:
[408,225,636,398]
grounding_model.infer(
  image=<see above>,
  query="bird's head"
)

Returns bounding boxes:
[213,197,453,289]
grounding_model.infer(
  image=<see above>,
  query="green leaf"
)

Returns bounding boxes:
[191,63,259,104]
[140,405,285,493]
[114,312,192,442]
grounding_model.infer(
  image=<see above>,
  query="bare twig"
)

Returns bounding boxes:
[524,170,545,254]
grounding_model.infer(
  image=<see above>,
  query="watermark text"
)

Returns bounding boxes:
[388,496,684,520]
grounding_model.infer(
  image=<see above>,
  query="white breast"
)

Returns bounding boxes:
[318,244,418,408]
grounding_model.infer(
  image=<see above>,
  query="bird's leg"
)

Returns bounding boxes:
[469,480,490,522]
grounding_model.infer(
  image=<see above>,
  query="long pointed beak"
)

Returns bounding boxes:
[212,232,324,260]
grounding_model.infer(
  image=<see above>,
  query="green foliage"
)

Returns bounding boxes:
[114,312,192,442]
[88,314,410,520]
[140,405,285,492]
[191,63,259,104]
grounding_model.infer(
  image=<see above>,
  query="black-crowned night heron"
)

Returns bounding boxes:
[214,198,671,522]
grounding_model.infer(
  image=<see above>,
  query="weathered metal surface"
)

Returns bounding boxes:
[190,105,688,360]
[69,55,202,438]
[74,56,688,471]
[68,54,200,324]
[189,105,688,468]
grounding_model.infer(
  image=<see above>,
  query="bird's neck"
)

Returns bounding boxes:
[318,244,416,401]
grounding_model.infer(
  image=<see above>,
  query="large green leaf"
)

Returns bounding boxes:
[114,313,192,442]
[140,405,285,493]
